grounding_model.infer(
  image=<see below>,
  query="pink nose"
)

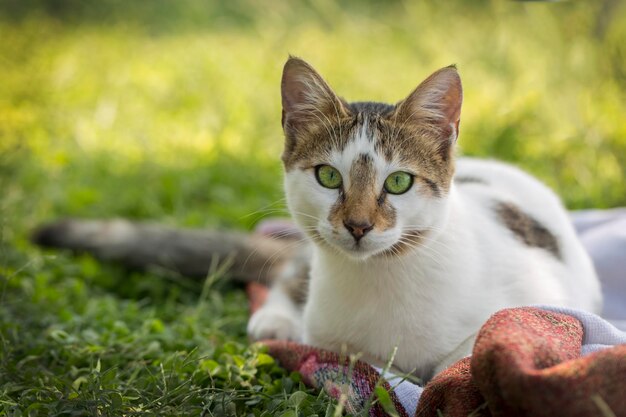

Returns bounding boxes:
[343,220,374,242]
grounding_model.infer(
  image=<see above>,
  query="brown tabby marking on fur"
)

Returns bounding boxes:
[415,175,441,197]
[327,150,397,233]
[281,261,310,305]
[284,109,456,196]
[495,202,562,259]
[282,117,357,171]
[455,176,488,185]
[376,117,456,195]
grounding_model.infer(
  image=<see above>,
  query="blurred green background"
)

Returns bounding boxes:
[1,0,625,415]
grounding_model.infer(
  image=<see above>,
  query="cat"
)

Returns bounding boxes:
[33,57,602,380]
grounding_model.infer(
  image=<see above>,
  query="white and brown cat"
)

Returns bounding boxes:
[34,57,602,380]
[248,57,601,378]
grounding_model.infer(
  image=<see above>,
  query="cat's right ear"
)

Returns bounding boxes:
[281,57,349,135]
[392,66,463,150]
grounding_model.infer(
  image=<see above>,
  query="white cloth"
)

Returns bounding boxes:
[539,305,626,355]
[571,208,626,324]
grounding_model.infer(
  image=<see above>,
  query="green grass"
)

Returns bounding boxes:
[1,0,625,415]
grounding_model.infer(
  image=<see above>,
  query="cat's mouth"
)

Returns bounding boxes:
[336,242,381,260]
[312,228,404,260]
[312,227,426,260]
[343,240,374,257]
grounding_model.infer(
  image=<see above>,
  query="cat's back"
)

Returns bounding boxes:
[455,157,558,208]
[454,158,578,250]
[453,157,601,313]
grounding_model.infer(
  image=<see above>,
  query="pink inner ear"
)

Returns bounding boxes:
[443,82,462,126]
[399,66,463,138]
[281,61,310,113]
[280,57,349,131]
[443,83,462,138]
[281,57,328,115]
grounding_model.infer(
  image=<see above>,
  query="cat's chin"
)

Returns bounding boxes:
[335,245,379,261]
[309,227,400,261]
[330,246,381,261]
[315,235,391,261]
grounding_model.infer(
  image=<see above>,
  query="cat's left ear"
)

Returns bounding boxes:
[281,57,349,134]
[393,66,463,146]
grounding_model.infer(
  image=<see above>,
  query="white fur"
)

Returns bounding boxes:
[247,285,302,340]
[249,130,601,379]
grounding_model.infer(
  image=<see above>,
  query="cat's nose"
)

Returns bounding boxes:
[343,220,374,242]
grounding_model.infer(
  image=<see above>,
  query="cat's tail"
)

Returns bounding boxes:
[31,218,297,284]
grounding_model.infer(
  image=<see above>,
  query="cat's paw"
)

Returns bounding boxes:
[247,307,303,341]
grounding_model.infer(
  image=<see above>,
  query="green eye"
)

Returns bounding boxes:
[315,165,342,189]
[384,171,413,194]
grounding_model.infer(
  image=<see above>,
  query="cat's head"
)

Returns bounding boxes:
[281,57,462,260]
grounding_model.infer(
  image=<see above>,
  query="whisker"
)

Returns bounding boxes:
[255,237,312,283]
[289,210,323,222]
[240,198,288,220]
